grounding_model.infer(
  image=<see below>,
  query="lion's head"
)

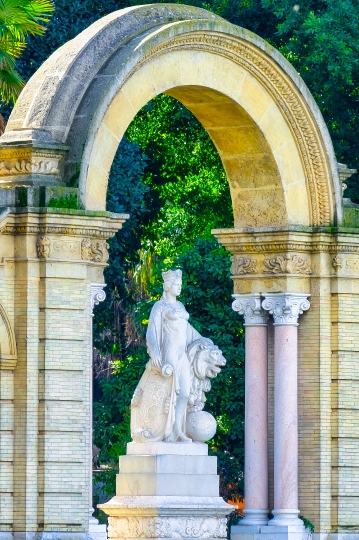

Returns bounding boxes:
[187,339,226,412]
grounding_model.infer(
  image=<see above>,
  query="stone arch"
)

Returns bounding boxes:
[0,300,17,369]
[2,4,341,227]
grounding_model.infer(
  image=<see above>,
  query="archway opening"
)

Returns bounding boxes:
[92,92,244,518]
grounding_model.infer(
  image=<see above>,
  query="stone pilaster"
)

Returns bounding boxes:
[0,208,127,539]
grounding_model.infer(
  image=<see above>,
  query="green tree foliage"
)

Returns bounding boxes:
[126,95,233,260]
[262,0,359,198]
[0,0,54,103]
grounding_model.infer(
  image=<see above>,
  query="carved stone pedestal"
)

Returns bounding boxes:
[99,442,232,540]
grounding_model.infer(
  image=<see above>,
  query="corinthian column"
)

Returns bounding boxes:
[262,293,310,527]
[232,294,269,526]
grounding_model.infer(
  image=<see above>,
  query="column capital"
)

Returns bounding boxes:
[90,283,106,316]
[232,293,269,326]
[262,292,310,326]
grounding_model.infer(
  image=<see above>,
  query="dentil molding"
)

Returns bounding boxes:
[262,293,310,325]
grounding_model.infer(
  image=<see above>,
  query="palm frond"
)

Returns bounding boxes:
[0,0,55,40]
[0,64,24,103]
[0,35,25,58]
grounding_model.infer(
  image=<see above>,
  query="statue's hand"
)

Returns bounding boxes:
[151,355,162,369]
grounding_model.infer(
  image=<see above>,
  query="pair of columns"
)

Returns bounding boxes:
[232,293,310,528]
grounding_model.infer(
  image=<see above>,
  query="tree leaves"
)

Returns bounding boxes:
[0,0,54,103]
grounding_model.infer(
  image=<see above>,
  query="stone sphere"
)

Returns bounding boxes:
[186,411,217,443]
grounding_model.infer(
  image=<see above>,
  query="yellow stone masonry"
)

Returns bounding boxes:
[213,228,359,533]
[0,210,127,536]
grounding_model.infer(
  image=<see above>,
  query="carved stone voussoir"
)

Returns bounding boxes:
[264,254,311,275]
[108,515,228,539]
[134,32,332,225]
[232,294,268,325]
[230,255,257,275]
[262,293,310,326]
[81,238,109,263]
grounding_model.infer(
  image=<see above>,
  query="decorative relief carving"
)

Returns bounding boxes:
[263,254,311,274]
[230,255,257,275]
[0,158,59,175]
[232,294,268,325]
[52,240,79,256]
[0,300,17,369]
[332,255,343,271]
[262,293,310,325]
[332,255,359,273]
[81,238,109,263]
[345,259,359,272]
[37,235,50,259]
[131,32,332,225]
[90,284,106,316]
[108,516,228,539]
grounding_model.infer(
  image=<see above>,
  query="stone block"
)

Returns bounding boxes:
[119,454,217,475]
[116,471,219,496]
[126,441,208,455]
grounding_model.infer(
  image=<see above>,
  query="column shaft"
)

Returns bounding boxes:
[262,293,310,528]
[232,294,269,526]
[244,325,268,523]
[273,324,298,512]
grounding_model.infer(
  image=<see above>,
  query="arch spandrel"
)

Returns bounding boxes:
[0,5,341,227]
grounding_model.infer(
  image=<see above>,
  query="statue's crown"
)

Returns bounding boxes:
[162,269,182,282]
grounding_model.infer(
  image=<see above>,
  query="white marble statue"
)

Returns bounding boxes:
[130,269,226,444]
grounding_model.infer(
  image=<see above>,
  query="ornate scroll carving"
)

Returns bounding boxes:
[262,293,310,325]
[230,255,257,275]
[90,283,106,315]
[0,158,59,175]
[232,293,268,325]
[52,240,79,256]
[108,516,228,539]
[37,235,50,259]
[264,254,311,274]
[129,32,332,225]
[81,238,109,263]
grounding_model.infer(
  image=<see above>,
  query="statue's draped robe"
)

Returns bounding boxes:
[131,299,203,441]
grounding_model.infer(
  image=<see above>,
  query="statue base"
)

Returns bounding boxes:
[99,442,233,540]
